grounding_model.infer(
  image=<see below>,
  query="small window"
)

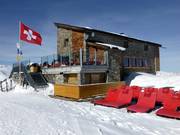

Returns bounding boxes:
[64,38,69,47]
[136,58,143,67]
[132,58,136,67]
[144,45,149,51]
[124,41,129,48]
[142,59,148,67]
[129,58,136,67]
[123,57,129,67]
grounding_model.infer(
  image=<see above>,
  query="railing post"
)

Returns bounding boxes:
[94,49,97,65]
[106,50,109,66]
[60,55,62,65]
[10,79,12,90]
[40,57,42,67]
[80,48,82,67]
[53,54,55,68]
[0,81,2,91]
[6,80,8,92]
[47,56,48,65]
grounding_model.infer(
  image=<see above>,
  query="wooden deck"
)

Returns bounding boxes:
[54,81,125,99]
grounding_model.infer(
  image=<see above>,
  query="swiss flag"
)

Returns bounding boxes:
[20,22,42,45]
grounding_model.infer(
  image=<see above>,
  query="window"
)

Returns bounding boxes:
[144,45,149,51]
[142,59,148,67]
[123,57,129,67]
[136,58,143,67]
[129,58,136,67]
[64,38,69,47]
[132,58,136,67]
[124,41,129,48]
[123,57,150,67]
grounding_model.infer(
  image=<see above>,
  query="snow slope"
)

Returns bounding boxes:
[0,90,179,135]
[126,71,180,90]
[0,65,11,81]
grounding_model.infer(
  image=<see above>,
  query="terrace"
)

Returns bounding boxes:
[41,47,109,75]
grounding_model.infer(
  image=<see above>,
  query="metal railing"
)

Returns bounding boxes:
[40,48,108,69]
[12,48,109,70]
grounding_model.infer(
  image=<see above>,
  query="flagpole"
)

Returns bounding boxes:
[18,21,21,85]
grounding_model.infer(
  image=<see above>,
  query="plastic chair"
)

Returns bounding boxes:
[156,92,180,119]
[127,89,157,113]
[156,88,174,103]
[93,86,133,108]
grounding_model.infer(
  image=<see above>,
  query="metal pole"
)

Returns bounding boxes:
[18,21,22,85]
[53,54,55,68]
[107,50,109,66]
[69,46,71,66]
[0,81,3,91]
[60,55,62,65]
[94,48,97,65]
[80,48,82,67]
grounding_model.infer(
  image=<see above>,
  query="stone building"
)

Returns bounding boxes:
[43,23,160,83]
[41,22,161,98]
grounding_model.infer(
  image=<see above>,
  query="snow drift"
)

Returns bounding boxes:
[126,71,180,91]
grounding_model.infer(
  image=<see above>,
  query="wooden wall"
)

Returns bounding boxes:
[54,81,125,99]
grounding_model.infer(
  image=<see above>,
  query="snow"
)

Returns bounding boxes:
[0,65,180,135]
[0,90,180,135]
[0,65,11,81]
[126,71,180,91]
[96,42,126,51]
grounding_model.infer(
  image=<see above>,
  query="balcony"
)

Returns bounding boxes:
[41,48,109,74]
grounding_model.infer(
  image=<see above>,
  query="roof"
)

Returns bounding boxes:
[54,22,162,47]
[95,42,126,51]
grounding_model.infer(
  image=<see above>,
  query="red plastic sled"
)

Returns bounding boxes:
[156,92,180,119]
[94,86,133,108]
[127,89,157,113]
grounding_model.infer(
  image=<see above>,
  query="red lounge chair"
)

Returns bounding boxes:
[146,87,158,93]
[93,88,119,104]
[94,86,133,108]
[156,88,174,103]
[127,90,157,113]
[156,92,180,119]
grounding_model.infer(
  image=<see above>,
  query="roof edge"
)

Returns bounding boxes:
[54,22,162,47]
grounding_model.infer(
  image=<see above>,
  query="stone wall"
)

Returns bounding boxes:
[57,28,85,64]
[108,49,123,82]
[87,31,160,75]
[57,28,72,56]
[72,31,84,52]
[123,40,159,74]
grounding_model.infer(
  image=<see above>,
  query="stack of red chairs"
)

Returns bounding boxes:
[156,92,180,119]
[127,89,157,113]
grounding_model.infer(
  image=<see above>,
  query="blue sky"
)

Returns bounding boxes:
[0,0,179,72]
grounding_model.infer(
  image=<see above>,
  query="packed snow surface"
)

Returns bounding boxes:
[0,89,180,135]
[0,65,180,135]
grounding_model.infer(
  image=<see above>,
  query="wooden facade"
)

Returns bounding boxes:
[54,81,125,99]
